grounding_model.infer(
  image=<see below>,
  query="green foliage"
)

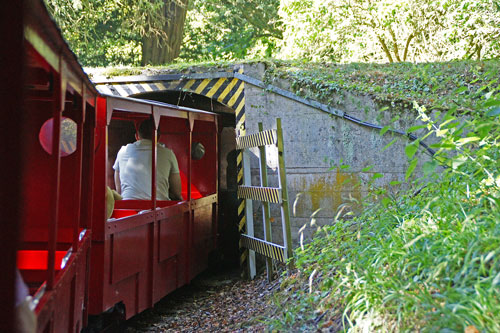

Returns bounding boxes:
[266,75,500,331]
[179,0,282,62]
[45,0,282,65]
[44,0,162,66]
[45,0,186,66]
[45,0,499,66]
[278,0,500,63]
[264,59,500,113]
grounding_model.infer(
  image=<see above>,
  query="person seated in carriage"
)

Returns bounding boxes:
[113,118,183,201]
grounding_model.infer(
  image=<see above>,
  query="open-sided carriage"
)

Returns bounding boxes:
[88,95,219,320]
[5,1,221,331]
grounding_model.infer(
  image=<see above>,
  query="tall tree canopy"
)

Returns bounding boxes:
[45,0,499,66]
[278,0,500,63]
[179,0,282,61]
[45,0,189,66]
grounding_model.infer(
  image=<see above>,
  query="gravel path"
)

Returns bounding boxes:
[124,268,279,332]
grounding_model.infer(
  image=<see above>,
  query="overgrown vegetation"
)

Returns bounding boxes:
[265,76,500,331]
[264,59,500,113]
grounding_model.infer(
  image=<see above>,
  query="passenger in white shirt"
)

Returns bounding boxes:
[113,118,183,200]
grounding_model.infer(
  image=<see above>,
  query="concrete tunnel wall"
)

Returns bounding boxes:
[239,64,433,246]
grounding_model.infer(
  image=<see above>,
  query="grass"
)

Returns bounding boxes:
[84,59,242,79]
[264,81,500,331]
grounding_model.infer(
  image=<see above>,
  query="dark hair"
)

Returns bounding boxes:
[138,118,154,140]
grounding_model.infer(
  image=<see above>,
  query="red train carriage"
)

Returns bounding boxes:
[88,95,219,320]
[15,0,98,332]
[6,1,224,331]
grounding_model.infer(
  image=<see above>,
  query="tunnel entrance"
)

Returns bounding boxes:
[129,90,240,269]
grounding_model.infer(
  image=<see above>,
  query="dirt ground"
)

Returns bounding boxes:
[124,267,280,332]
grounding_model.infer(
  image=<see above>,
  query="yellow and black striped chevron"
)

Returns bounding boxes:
[240,234,286,263]
[95,76,245,115]
[237,185,281,204]
[236,129,277,149]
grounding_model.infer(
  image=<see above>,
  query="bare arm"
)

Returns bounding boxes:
[114,170,121,194]
[169,172,183,200]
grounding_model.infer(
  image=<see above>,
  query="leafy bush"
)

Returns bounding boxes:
[267,89,500,331]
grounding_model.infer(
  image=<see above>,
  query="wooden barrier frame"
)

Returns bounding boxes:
[236,118,293,281]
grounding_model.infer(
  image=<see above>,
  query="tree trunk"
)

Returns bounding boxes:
[141,0,189,65]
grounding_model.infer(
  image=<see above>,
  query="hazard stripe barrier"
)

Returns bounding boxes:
[237,186,281,204]
[237,118,293,280]
[240,234,286,263]
[236,129,277,149]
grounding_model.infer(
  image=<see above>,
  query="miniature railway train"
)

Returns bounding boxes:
[2,1,235,332]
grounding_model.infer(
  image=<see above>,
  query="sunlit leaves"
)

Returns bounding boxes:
[405,142,419,159]
[180,0,282,62]
[278,0,500,64]
[362,165,373,172]
[483,100,500,108]
[456,136,480,145]
[406,125,427,133]
[382,138,398,151]
[405,158,418,180]
[451,155,467,169]
[44,0,157,66]
[381,197,392,208]
[422,160,438,175]
[380,125,391,135]
[270,102,500,330]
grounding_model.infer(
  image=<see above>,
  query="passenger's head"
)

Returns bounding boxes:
[138,118,154,140]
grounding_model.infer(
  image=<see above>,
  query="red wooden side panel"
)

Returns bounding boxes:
[104,268,151,319]
[88,241,105,315]
[158,217,182,262]
[153,212,186,303]
[111,226,149,284]
[97,213,155,319]
[73,246,89,332]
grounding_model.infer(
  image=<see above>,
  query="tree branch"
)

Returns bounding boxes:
[388,27,401,62]
[403,33,414,61]
[377,35,394,63]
